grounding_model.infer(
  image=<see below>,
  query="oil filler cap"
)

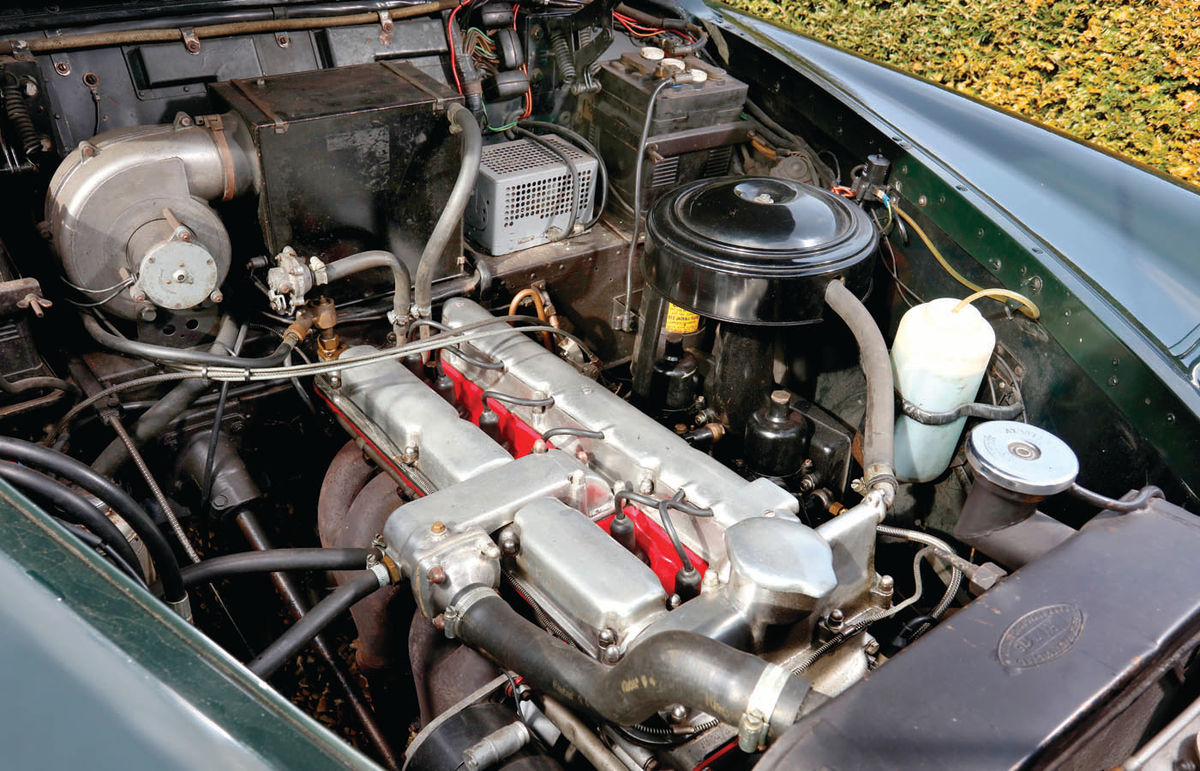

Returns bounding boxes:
[643,177,877,325]
[966,421,1079,497]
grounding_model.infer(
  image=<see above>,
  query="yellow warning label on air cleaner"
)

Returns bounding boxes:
[664,303,700,334]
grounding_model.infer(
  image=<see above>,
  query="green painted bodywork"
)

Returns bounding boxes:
[683,4,1200,500]
[0,480,378,769]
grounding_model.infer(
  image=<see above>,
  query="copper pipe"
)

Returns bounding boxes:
[508,288,553,350]
[0,0,459,55]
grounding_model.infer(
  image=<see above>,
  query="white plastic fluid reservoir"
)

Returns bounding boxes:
[891,297,996,482]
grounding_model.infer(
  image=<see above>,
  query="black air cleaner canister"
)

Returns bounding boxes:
[633,176,877,433]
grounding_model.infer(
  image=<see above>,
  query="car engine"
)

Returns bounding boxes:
[2,1,1199,768]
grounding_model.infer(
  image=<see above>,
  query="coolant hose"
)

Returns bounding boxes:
[0,437,186,604]
[0,462,144,581]
[91,315,241,476]
[455,591,810,741]
[179,547,373,589]
[82,313,296,369]
[414,103,482,319]
[324,250,411,337]
[248,569,386,678]
[824,280,898,502]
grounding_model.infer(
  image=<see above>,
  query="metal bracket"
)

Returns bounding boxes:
[194,114,236,201]
[378,11,395,46]
[230,78,288,133]
[274,31,291,49]
[180,27,201,55]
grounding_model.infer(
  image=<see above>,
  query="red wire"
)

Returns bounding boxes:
[448,0,469,95]
[691,738,738,771]
[613,12,695,44]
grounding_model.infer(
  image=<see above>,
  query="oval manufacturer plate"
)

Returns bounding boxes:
[997,603,1084,669]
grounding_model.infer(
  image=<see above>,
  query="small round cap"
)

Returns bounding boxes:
[687,67,708,83]
[966,421,1078,496]
[640,46,665,61]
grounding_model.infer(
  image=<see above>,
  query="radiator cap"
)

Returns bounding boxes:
[966,420,1079,496]
[644,176,877,325]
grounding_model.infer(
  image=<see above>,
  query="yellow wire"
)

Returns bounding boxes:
[891,203,1040,320]
[953,289,1040,319]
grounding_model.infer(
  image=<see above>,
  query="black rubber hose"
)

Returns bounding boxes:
[0,462,144,583]
[414,103,482,318]
[0,437,185,602]
[324,250,411,336]
[91,316,241,477]
[54,516,147,587]
[1068,483,1164,513]
[248,570,383,678]
[824,280,897,501]
[180,547,373,589]
[456,591,811,730]
[0,374,77,395]
[82,314,295,369]
[518,121,607,229]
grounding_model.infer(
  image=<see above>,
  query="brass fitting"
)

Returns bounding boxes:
[282,307,316,346]
[313,296,343,361]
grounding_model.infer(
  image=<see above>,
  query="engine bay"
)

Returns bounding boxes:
[2,1,1199,768]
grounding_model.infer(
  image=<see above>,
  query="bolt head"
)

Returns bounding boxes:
[209,290,223,303]
[432,614,445,630]
[669,704,688,723]
[601,645,622,664]
[878,574,894,592]
[431,521,446,534]
[598,628,616,646]
[428,566,446,584]
[637,478,654,495]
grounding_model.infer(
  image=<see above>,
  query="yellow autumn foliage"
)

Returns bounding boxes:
[725,0,1200,186]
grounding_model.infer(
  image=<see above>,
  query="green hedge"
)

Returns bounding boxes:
[726,0,1200,186]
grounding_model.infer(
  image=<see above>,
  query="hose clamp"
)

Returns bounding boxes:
[442,585,494,640]
[369,561,393,587]
[309,256,328,286]
[738,663,790,753]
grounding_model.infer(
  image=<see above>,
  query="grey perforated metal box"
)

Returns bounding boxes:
[465,135,598,256]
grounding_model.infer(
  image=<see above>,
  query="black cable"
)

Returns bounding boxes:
[512,127,579,239]
[0,437,185,602]
[248,570,384,678]
[201,323,248,512]
[614,488,714,520]
[484,391,555,411]
[1067,483,1163,513]
[517,121,607,229]
[179,547,373,589]
[540,426,604,443]
[411,319,505,370]
[0,462,145,586]
[53,516,147,587]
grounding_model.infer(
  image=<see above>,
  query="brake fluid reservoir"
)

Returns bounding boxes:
[891,298,996,482]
